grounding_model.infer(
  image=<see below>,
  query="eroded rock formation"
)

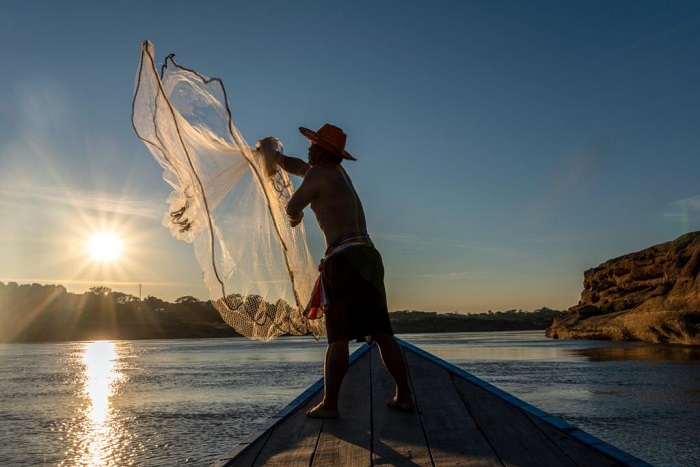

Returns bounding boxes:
[546,232,700,344]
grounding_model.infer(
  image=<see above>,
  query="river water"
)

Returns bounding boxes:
[0,331,697,466]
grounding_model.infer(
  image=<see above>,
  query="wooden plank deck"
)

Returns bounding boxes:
[211,339,651,467]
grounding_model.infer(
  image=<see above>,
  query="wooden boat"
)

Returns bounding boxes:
[211,338,651,466]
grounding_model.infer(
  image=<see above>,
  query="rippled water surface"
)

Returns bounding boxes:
[0,332,697,466]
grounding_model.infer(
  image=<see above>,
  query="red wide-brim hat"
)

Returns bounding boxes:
[299,123,356,161]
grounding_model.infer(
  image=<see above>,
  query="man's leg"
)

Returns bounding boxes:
[306,340,349,419]
[373,332,415,412]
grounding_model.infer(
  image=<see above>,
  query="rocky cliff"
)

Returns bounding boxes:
[546,232,700,344]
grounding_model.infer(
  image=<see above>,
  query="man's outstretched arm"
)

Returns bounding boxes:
[277,151,310,177]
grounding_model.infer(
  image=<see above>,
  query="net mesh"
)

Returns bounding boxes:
[131,41,323,340]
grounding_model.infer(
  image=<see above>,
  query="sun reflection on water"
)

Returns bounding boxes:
[84,341,120,423]
[79,341,122,466]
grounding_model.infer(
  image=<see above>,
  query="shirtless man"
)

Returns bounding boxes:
[275,123,414,419]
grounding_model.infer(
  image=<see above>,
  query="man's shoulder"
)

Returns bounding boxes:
[305,164,340,180]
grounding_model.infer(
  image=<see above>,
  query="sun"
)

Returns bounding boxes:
[87,232,123,262]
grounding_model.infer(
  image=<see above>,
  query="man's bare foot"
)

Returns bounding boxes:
[305,402,340,419]
[387,396,415,413]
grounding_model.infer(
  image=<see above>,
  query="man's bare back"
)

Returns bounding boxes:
[283,146,367,245]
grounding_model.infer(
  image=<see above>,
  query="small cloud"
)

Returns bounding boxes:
[664,195,700,217]
[414,270,487,279]
[374,232,530,258]
[619,15,700,53]
[663,196,700,234]
[0,185,164,220]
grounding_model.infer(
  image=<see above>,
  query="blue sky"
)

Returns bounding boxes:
[1,1,698,312]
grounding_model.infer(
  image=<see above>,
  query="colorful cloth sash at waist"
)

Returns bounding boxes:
[305,232,373,320]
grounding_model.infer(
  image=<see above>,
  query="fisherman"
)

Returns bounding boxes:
[275,123,414,419]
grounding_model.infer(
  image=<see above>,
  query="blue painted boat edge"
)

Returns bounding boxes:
[210,342,373,466]
[396,338,653,467]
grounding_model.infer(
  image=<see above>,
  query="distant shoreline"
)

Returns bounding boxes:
[1,327,548,345]
[0,281,562,344]
[1,311,557,345]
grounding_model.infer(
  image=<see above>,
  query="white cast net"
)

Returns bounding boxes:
[131,41,323,340]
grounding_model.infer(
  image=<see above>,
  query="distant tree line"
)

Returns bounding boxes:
[0,282,239,343]
[389,308,564,333]
[0,282,563,343]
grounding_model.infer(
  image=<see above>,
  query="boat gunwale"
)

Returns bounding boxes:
[212,338,652,467]
[398,339,652,467]
[210,343,372,466]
